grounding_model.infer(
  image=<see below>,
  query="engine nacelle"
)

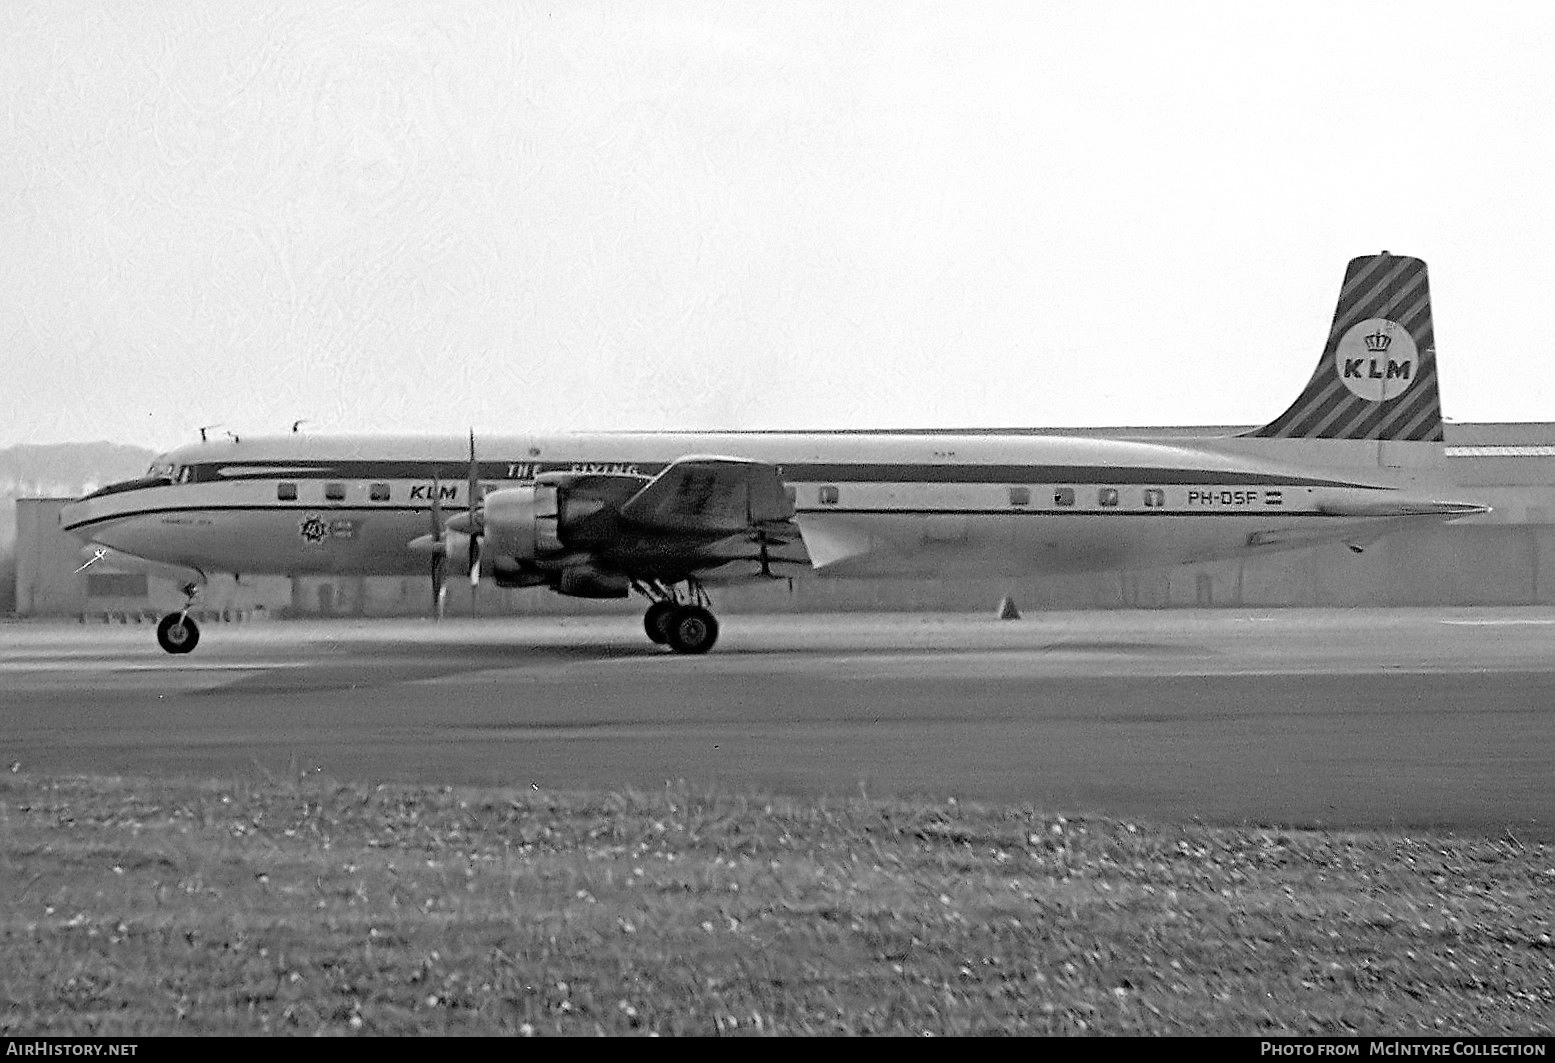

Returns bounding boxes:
[557,565,630,599]
[492,561,549,589]
[483,484,562,561]
[483,473,652,563]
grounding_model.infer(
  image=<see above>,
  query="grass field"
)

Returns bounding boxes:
[1,772,1550,1036]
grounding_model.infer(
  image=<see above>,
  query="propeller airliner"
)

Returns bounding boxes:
[61,253,1487,654]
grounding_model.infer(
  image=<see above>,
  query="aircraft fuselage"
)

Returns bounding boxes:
[60,430,1475,582]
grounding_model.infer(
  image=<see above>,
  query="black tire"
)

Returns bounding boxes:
[664,605,719,655]
[156,614,200,655]
[644,601,676,644]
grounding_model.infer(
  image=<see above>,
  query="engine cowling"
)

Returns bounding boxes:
[482,474,654,597]
[483,473,652,561]
[483,484,561,561]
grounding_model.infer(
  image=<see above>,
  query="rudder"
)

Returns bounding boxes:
[1243,253,1441,442]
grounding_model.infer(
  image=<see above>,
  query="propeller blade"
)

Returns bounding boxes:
[431,553,446,620]
[430,473,443,538]
[467,429,479,515]
[430,470,448,619]
[467,429,481,611]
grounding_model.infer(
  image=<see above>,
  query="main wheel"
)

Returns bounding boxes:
[644,601,677,644]
[156,613,200,655]
[663,605,719,655]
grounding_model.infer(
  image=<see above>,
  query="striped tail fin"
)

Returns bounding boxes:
[1243,253,1441,442]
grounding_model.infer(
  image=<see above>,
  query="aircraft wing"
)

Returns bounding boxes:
[610,456,809,581]
[620,456,796,534]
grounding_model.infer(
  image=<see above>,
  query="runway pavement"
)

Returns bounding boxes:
[2,608,1552,839]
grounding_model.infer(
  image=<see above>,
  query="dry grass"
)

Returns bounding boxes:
[0,772,1550,1035]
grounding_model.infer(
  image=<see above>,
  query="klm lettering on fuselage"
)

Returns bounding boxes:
[1344,358,1412,381]
[407,462,645,498]
[408,485,463,501]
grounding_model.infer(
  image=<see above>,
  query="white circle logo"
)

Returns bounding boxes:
[1334,317,1418,402]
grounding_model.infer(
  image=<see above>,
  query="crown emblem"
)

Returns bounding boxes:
[1363,329,1393,353]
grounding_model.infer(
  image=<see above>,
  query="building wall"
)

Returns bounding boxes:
[16,499,89,617]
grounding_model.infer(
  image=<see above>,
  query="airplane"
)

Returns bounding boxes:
[60,252,1488,655]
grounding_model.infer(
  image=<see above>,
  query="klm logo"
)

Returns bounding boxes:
[1362,329,1392,353]
[1343,358,1412,381]
[1334,317,1419,402]
[408,484,461,501]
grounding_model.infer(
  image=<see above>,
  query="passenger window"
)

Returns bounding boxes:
[1008,486,1030,507]
[370,483,390,502]
[1098,488,1120,507]
[1053,487,1075,507]
[325,482,346,501]
[819,485,839,505]
[1144,488,1165,508]
[277,483,298,501]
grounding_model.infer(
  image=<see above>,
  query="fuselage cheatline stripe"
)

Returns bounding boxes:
[60,503,1355,536]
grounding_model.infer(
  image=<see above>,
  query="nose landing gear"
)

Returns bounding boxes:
[156,582,203,655]
[156,613,199,654]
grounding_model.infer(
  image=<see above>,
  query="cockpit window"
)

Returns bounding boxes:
[78,457,180,501]
[78,473,174,501]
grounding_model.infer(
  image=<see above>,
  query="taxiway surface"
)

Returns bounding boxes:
[2,609,1551,839]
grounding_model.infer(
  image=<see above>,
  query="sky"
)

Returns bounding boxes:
[4,0,1555,449]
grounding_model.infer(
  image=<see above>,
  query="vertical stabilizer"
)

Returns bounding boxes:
[1243,253,1441,442]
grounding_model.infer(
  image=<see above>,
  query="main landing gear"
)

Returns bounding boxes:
[156,582,202,655]
[634,580,719,654]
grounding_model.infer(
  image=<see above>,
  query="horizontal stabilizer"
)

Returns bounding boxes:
[1316,499,1489,519]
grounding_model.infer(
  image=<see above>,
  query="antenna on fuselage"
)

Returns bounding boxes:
[197,424,222,443]
[291,419,308,434]
[224,430,241,444]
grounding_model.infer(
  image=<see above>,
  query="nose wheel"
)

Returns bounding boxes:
[156,613,200,654]
[156,581,204,654]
